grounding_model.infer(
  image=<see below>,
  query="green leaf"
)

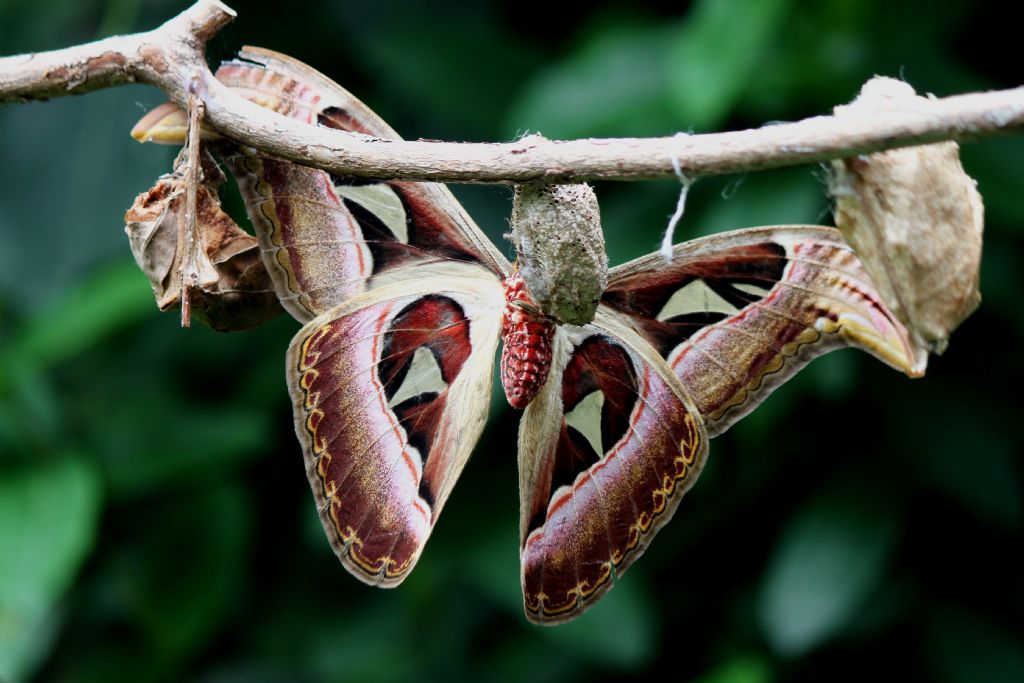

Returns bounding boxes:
[91,396,272,499]
[691,168,826,238]
[0,456,103,683]
[460,521,655,667]
[480,632,579,683]
[1,260,154,379]
[539,572,656,668]
[504,22,678,139]
[667,0,795,129]
[0,365,64,458]
[121,483,250,660]
[925,607,1024,683]
[343,8,541,138]
[757,485,899,657]
[912,407,1023,531]
[689,654,773,683]
[0,84,174,313]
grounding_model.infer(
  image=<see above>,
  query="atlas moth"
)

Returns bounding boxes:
[132,46,928,624]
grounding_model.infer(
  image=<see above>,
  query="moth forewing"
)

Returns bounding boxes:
[233,46,402,137]
[765,229,928,377]
[233,46,512,280]
[603,225,926,439]
[285,274,505,588]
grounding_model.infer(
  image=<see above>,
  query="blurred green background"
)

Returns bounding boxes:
[1,0,1022,681]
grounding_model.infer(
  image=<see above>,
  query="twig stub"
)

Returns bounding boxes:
[179,89,206,327]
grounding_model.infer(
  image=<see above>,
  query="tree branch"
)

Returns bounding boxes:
[0,1,234,101]
[2,0,1023,184]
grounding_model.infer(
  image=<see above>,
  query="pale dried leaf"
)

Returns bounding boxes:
[831,77,983,355]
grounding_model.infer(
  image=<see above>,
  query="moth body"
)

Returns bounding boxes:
[500,271,556,409]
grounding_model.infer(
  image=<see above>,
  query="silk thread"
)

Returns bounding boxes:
[661,134,692,262]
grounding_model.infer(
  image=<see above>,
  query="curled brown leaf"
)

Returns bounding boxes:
[124,149,283,331]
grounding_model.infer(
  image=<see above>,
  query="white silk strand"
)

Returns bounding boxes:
[661,135,692,262]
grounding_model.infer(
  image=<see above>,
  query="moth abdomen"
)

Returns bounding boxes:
[501,271,556,409]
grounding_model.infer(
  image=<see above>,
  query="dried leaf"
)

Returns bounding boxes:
[124,150,283,331]
[831,77,983,354]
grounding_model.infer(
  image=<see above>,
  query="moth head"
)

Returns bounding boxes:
[509,182,609,326]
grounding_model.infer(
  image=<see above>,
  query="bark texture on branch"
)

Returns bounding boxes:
[0,1,234,101]
[1,0,1023,184]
